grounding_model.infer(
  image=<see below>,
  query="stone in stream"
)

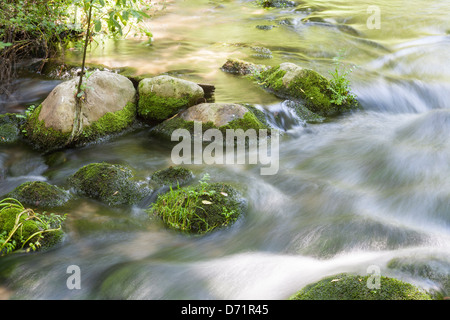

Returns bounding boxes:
[137,75,205,122]
[150,166,194,188]
[68,162,151,206]
[0,113,24,144]
[289,273,433,300]
[23,70,137,152]
[3,181,71,208]
[150,102,270,141]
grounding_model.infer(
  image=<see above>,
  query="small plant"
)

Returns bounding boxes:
[148,174,241,234]
[0,198,66,256]
[327,51,357,106]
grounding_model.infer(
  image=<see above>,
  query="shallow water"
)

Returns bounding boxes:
[1,0,450,299]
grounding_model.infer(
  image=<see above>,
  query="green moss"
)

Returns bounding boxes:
[289,273,433,300]
[23,102,136,152]
[150,106,270,141]
[0,203,65,255]
[22,104,72,152]
[5,181,70,208]
[81,101,136,142]
[137,90,193,122]
[148,179,245,234]
[68,162,150,206]
[150,166,194,187]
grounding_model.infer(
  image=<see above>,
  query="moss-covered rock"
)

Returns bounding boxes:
[137,75,204,122]
[68,162,150,206]
[387,257,450,300]
[221,59,267,76]
[148,176,246,234]
[256,62,358,117]
[4,181,70,208]
[23,71,137,152]
[255,0,300,8]
[0,200,65,255]
[0,113,23,144]
[150,166,194,187]
[150,103,270,141]
[289,273,433,300]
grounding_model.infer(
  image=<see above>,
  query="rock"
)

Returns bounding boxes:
[256,0,300,8]
[221,59,267,76]
[150,166,194,187]
[148,175,246,234]
[150,103,270,141]
[137,75,204,122]
[289,273,433,300]
[23,70,137,152]
[4,181,70,208]
[0,199,65,254]
[0,113,23,144]
[68,162,150,206]
[256,62,358,117]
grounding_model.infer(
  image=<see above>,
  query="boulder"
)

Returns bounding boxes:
[255,62,358,117]
[23,71,137,152]
[4,181,70,208]
[148,174,246,234]
[150,103,270,141]
[68,162,150,206]
[0,199,66,255]
[0,113,23,144]
[150,166,194,188]
[137,75,204,122]
[289,273,432,300]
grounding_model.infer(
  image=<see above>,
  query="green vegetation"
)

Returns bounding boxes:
[289,273,432,300]
[148,174,244,234]
[4,181,71,208]
[0,198,66,256]
[327,52,357,106]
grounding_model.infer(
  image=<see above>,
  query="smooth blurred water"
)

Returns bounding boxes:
[1,0,450,299]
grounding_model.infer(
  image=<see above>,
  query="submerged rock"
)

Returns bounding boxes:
[0,113,23,144]
[289,273,432,300]
[68,162,150,206]
[221,59,267,76]
[256,0,300,8]
[137,75,204,122]
[256,62,358,117]
[150,103,270,141]
[23,70,137,152]
[4,181,70,208]
[148,175,246,234]
[150,166,194,187]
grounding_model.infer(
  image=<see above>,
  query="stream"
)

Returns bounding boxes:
[1,0,450,300]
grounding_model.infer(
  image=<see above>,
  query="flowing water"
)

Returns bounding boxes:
[1,0,450,299]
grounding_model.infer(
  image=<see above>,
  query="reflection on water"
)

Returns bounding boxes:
[1,0,450,300]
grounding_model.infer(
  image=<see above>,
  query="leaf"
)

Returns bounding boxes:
[94,19,102,32]
[202,200,212,205]
[220,192,228,197]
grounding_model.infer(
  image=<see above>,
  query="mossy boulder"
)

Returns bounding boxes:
[150,103,270,141]
[23,71,137,152]
[150,166,194,187]
[137,75,204,122]
[0,113,23,144]
[221,59,267,76]
[256,62,358,117]
[68,162,150,206]
[255,0,300,8]
[148,177,246,234]
[4,181,70,208]
[0,204,65,255]
[289,273,433,300]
